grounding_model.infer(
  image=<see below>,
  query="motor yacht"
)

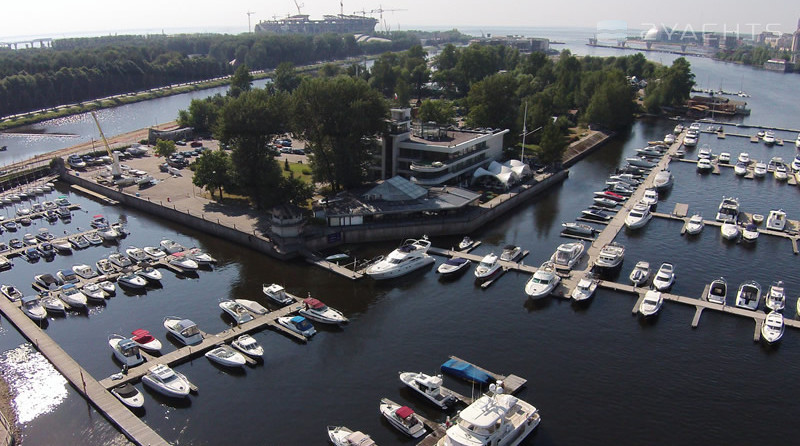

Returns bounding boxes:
[753,162,767,177]
[143,246,167,259]
[561,222,596,236]
[436,384,540,446]
[380,398,426,438]
[163,317,203,345]
[188,248,216,265]
[581,209,612,221]
[118,273,147,289]
[735,281,762,310]
[766,209,787,231]
[629,261,651,287]
[327,426,376,446]
[698,145,712,159]
[97,227,119,241]
[706,278,727,304]
[107,253,132,269]
[474,253,502,280]
[652,262,675,291]
[82,283,106,302]
[137,266,163,282]
[159,239,186,254]
[458,236,475,251]
[205,345,246,368]
[625,156,657,168]
[766,281,786,311]
[763,131,776,145]
[718,152,731,164]
[234,299,269,315]
[277,315,316,337]
[108,335,144,367]
[437,257,471,276]
[58,284,87,308]
[56,269,79,285]
[1,284,23,302]
[720,222,740,240]
[684,213,704,235]
[715,197,739,223]
[34,273,62,291]
[524,261,561,299]
[98,280,116,295]
[595,242,625,270]
[738,152,751,164]
[638,290,664,317]
[683,133,698,147]
[299,296,348,324]
[365,237,434,279]
[761,311,784,344]
[168,252,199,271]
[22,233,37,246]
[398,371,457,409]
[571,272,599,301]
[696,158,713,172]
[231,334,264,358]
[673,124,684,134]
[742,223,759,242]
[51,239,72,253]
[262,283,297,305]
[141,364,191,398]
[499,244,523,262]
[39,295,65,313]
[20,295,47,321]
[734,161,748,176]
[125,246,148,262]
[550,241,585,271]
[111,383,144,409]
[219,299,255,325]
[625,203,653,229]
[131,329,162,353]
[68,235,90,249]
[775,163,789,181]
[606,183,635,196]
[641,188,658,207]
[594,197,618,208]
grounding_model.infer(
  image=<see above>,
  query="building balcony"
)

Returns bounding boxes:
[410,160,449,173]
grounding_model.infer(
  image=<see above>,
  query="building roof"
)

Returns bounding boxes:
[364,176,427,201]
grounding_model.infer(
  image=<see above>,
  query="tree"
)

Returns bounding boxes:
[418,99,456,126]
[177,95,226,134]
[154,139,176,157]
[192,150,233,199]
[228,64,253,98]
[537,121,567,166]
[274,62,301,92]
[584,69,637,130]
[466,72,519,133]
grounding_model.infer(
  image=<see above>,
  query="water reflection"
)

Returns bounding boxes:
[0,344,68,423]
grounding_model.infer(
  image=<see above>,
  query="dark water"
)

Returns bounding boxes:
[1,29,800,445]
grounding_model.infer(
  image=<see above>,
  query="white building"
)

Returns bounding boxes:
[375,108,509,186]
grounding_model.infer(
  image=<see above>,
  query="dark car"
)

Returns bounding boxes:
[291,148,305,155]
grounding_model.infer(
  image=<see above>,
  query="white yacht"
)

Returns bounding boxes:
[108,253,133,269]
[137,266,163,282]
[733,161,748,176]
[742,223,759,242]
[641,188,658,207]
[735,281,762,311]
[96,258,115,275]
[706,278,727,304]
[638,290,664,317]
[715,197,739,223]
[524,261,561,299]
[231,334,264,358]
[125,246,148,263]
[108,334,144,367]
[234,299,269,315]
[437,257,471,275]
[774,162,789,181]
[20,295,47,321]
[791,154,800,172]
[766,281,786,312]
[143,246,167,259]
[629,261,650,287]
[262,283,296,305]
[365,237,434,280]
[550,241,585,271]
[718,152,731,163]
[299,296,348,324]
[738,152,751,164]
[40,295,66,313]
[160,239,186,254]
[763,131,776,145]
[277,315,316,337]
[561,222,596,236]
[474,253,502,280]
[595,242,625,270]
[761,311,784,344]
[168,252,199,271]
[398,371,457,409]
[327,426,376,446]
[696,158,713,172]
[753,162,767,177]
[380,398,426,438]
[72,264,97,279]
[720,222,740,240]
[458,236,475,251]
[652,262,675,291]
[1,284,23,302]
[111,383,144,409]
[684,213,704,235]
[571,272,599,301]
[188,248,216,265]
[765,209,787,231]
[141,364,191,398]
[499,245,523,262]
[664,133,676,144]
[436,384,540,446]
[204,345,247,368]
[624,203,653,229]
[82,283,106,302]
[683,132,698,147]
[98,280,116,295]
[58,284,87,308]
[219,300,255,325]
[163,317,203,345]
[118,273,147,289]
[698,145,712,159]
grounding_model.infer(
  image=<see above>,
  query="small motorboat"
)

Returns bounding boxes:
[40,295,66,314]
[561,222,596,236]
[234,299,269,315]
[738,152,750,164]
[111,383,145,409]
[734,161,748,176]
[664,133,676,144]
[231,334,264,358]
[652,262,675,291]
[57,269,80,284]
[595,242,625,270]
[98,280,116,295]
[763,131,776,145]
[20,295,47,321]
[125,246,148,262]
[299,296,348,324]
[458,236,475,251]
[761,311,784,344]
[141,364,191,398]
[163,317,203,345]
[58,284,87,308]
[131,329,162,353]
[327,426,376,446]
[51,239,72,253]
[499,244,523,262]
[766,281,786,311]
[765,209,787,231]
[108,334,144,367]
[219,300,255,325]
[641,188,658,207]
[97,227,120,241]
[706,278,727,304]
[696,158,713,172]
[473,253,501,280]
[735,281,762,311]
[742,223,759,242]
[108,253,133,269]
[143,246,167,259]
[718,152,731,163]
[262,283,296,305]
[638,290,664,317]
[720,222,740,240]
[606,183,634,196]
[34,273,62,291]
[398,371,456,409]
[571,272,599,302]
[188,248,216,265]
[624,203,653,229]
[625,156,656,168]
[440,358,491,384]
[22,233,37,246]
[277,315,316,337]
[204,345,247,368]
[137,266,163,282]
[752,214,765,225]
[629,261,651,287]
[82,283,106,302]
[118,273,147,289]
[524,261,561,299]
[36,243,56,258]
[379,398,426,438]
[168,252,198,271]
[1,284,23,302]
[698,145,712,159]
[36,228,54,241]
[550,241,584,271]
[96,258,115,275]
[581,209,612,221]
[753,162,767,178]
[437,257,471,275]
[593,197,619,208]
[160,239,186,254]
[684,213,704,235]
[68,235,90,249]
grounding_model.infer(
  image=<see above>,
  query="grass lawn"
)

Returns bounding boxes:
[282,161,313,184]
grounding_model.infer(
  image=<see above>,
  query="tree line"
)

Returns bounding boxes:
[715,45,799,71]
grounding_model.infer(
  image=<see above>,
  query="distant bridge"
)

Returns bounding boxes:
[0,38,53,49]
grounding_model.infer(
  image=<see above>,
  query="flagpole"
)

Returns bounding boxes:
[520,101,528,163]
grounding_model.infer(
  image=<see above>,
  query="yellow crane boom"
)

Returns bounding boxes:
[90,111,121,177]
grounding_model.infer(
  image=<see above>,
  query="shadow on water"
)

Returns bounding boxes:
[523,297,552,312]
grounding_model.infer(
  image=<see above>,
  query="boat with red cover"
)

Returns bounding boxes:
[379,398,426,438]
[298,296,348,324]
[131,329,162,353]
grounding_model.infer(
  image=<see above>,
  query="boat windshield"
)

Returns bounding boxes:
[181,325,199,337]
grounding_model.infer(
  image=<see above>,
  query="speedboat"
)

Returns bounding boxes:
[437,385,540,446]
[683,132,698,147]
[143,246,167,259]
[98,280,116,295]
[718,152,731,163]
[595,242,625,270]
[22,233,37,246]
[159,239,186,254]
[37,243,56,258]
[774,163,789,181]
[277,315,316,337]
[125,246,148,262]
[82,283,106,302]
[437,257,471,275]
[626,156,656,168]
[20,295,47,321]
[111,383,145,409]
[734,161,748,176]
[231,334,264,358]
[36,228,54,241]
[188,248,216,265]
[720,222,740,240]
[593,197,618,208]
[474,253,502,280]
[204,345,247,368]
[581,209,611,221]
[34,273,62,291]
[791,154,800,172]
[141,364,191,398]
[1,284,23,302]
[652,262,675,291]
[327,426,377,446]
[571,272,599,301]
[738,152,750,164]
[398,371,456,409]
[766,281,786,311]
[97,227,119,241]
[108,253,133,269]
[24,247,40,262]
[137,266,163,282]
[299,296,348,324]
[684,213,704,235]
[696,158,713,172]
[609,173,643,185]
[638,290,664,317]
[219,300,255,325]
[673,124,684,134]
[234,299,269,315]
[561,222,596,236]
[118,273,147,289]
[379,398,426,438]
[51,239,72,253]
[766,209,787,231]
[624,203,652,229]
[606,183,634,196]
[641,188,658,207]
[629,261,651,287]
[499,244,523,262]
[69,235,90,249]
[595,190,627,202]
[715,197,739,223]
[735,281,762,311]
[698,145,712,159]
[168,252,199,270]
[131,329,162,353]
[58,284,87,308]
[753,162,767,177]
[57,269,79,284]
[742,223,759,242]
[40,294,65,314]
[458,236,475,251]
[761,311,784,344]
[108,334,144,367]
[524,261,561,299]
[706,278,728,304]
[550,241,585,271]
[763,131,776,145]
[262,283,296,305]
[365,237,434,280]
[163,317,203,345]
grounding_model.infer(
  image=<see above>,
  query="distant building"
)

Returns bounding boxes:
[254,14,377,35]
[148,127,192,145]
[764,59,790,72]
[484,36,550,53]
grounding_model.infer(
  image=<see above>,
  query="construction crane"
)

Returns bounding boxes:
[368,5,406,32]
[246,11,256,33]
[90,111,121,178]
[293,0,304,15]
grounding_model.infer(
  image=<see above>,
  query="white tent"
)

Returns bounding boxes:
[471,159,530,188]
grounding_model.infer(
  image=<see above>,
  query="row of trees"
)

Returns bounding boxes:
[715,45,799,71]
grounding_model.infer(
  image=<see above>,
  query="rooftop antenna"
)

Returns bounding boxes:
[246,11,256,33]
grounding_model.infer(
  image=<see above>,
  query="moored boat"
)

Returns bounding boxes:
[262,283,297,305]
[20,295,47,321]
[720,222,740,240]
[652,262,675,291]
[327,426,376,446]
[684,213,704,235]
[141,364,191,398]
[571,272,599,301]
[204,345,247,368]
[595,242,625,270]
[629,261,650,287]
[706,278,728,304]
[765,209,787,231]
[499,244,523,262]
[219,299,255,325]
[550,241,585,271]
[163,317,203,345]
[561,222,596,236]
[398,371,456,409]
[234,299,269,315]
[118,273,147,289]
[111,383,145,409]
[458,236,474,251]
[735,281,762,311]
[742,223,759,242]
[168,252,199,271]
[131,329,162,353]
[379,398,426,438]
[108,334,144,367]
[524,261,561,299]
[766,281,786,311]
[437,257,471,275]
[299,296,348,324]
[365,237,434,280]
[761,311,784,343]
[474,253,501,280]
[624,202,652,229]
[277,315,316,337]
[715,197,739,223]
[638,289,664,317]
[231,334,264,358]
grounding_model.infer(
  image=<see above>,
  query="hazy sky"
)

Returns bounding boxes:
[1,0,798,40]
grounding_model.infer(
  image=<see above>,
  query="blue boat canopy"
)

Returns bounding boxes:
[440,358,492,384]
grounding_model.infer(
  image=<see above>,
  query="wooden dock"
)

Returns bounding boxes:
[70,184,119,205]
[446,355,527,395]
[304,256,364,280]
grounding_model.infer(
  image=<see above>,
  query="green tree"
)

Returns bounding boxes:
[418,99,456,126]
[177,95,226,134]
[466,72,519,133]
[584,69,637,130]
[154,139,176,157]
[537,121,567,165]
[192,150,233,199]
[274,62,302,92]
[228,64,253,98]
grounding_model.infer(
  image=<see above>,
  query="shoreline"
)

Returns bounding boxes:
[0,374,18,446]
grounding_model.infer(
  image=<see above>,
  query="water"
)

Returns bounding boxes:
[1,28,800,445]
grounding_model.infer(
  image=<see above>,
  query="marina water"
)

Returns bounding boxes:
[1,28,800,445]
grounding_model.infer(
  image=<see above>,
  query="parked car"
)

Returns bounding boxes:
[291,148,305,155]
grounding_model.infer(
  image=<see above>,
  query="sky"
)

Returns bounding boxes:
[1,0,798,41]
